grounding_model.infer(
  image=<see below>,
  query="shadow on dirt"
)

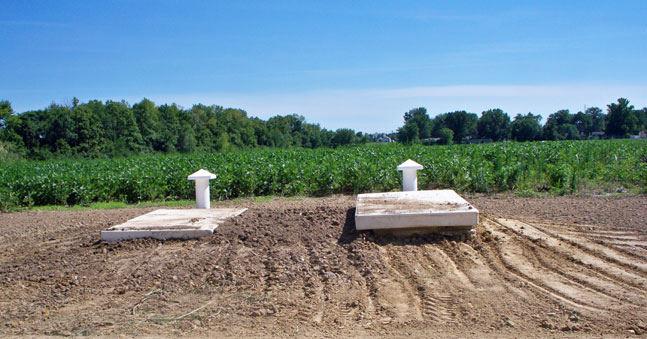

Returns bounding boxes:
[338,207,359,245]
[338,207,473,246]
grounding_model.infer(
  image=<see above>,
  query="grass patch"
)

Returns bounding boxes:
[31,200,195,212]
[27,195,301,212]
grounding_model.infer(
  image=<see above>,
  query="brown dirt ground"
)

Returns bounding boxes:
[1,194,646,338]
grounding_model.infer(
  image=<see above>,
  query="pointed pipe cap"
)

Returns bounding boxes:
[188,169,217,180]
[397,159,423,171]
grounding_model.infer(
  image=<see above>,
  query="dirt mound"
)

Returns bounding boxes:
[1,194,646,337]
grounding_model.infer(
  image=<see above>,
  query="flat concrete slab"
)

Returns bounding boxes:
[355,190,478,231]
[101,208,247,241]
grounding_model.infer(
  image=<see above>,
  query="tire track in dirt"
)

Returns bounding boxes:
[374,246,423,324]
[418,246,463,324]
[377,243,465,325]
[480,219,607,315]
[298,239,326,325]
[484,218,647,317]
[543,224,647,262]
[530,222,647,273]
[472,228,543,304]
[341,237,383,328]
[452,242,507,292]
[495,219,647,295]
[526,239,647,310]
[531,221,647,275]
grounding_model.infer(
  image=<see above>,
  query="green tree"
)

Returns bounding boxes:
[606,98,638,137]
[442,111,478,143]
[438,127,454,145]
[510,113,542,142]
[430,114,447,137]
[105,100,144,155]
[0,101,25,158]
[634,108,647,131]
[558,124,581,140]
[42,105,75,155]
[403,107,431,139]
[477,108,510,141]
[573,111,593,138]
[70,105,103,155]
[189,104,215,150]
[12,110,43,152]
[0,100,13,130]
[543,109,579,140]
[320,129,336,147]
[585,107,606,133]
[157,104,181,153]
[267,115,293,147]
[176,108,197,152]
[302,123,323,148]
[250,117,269,146]
[332,128,356,147]
[217,108,257,148]
[397,121,419,144]
[132,98,160,152]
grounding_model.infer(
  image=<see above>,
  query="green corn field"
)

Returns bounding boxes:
[0,139,645,210]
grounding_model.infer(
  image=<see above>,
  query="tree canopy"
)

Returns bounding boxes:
[606,98,639,137]
[397,107,431,144]
[2,97,646,159]
[477,109,510,141]
[394,97,646,145]
[0,98,368,159]
[510,113,542,142]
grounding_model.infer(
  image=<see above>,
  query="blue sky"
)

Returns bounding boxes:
[2,0,646,133]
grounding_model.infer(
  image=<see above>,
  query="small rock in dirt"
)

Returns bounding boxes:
[323,271,336,280]
[540,320,554,329]
[506,320,515,328]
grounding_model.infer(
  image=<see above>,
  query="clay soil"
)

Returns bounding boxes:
[1,194,646,338]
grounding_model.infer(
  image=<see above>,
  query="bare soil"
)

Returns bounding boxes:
[1,194,646,337]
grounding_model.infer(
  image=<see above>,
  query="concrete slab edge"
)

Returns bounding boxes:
[101,229,214,242]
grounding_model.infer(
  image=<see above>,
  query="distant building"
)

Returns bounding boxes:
[590,131,606,139]
[468,137,493,144]
[377,136,392,143]
[629,131,646,139]
[421,137,441,144]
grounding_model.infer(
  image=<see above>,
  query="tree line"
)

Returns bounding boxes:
[396,98,647,145]
[0,98,375,159]
[1,97,646,160]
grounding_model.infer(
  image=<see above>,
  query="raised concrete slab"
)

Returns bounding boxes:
[355,190,478,231]
[101,208,247,241]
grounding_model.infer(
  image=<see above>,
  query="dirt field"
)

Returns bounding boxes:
[1,194,646,337]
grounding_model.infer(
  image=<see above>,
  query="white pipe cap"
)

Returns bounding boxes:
[188,169,217,180]
[397,159,423,171]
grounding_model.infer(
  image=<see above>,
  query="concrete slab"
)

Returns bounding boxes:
[355,190,478,231]
[101,208,247,241]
